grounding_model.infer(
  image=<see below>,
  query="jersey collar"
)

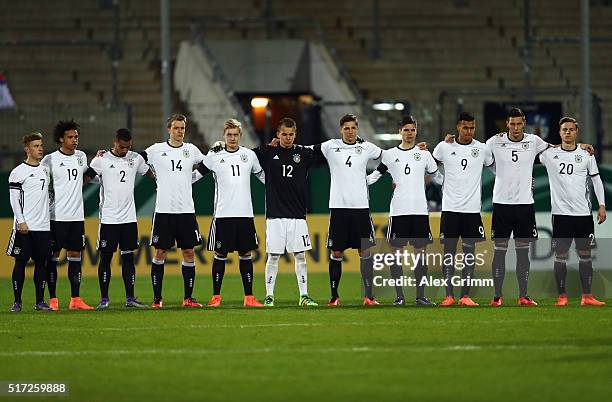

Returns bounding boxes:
[224,146,240,153]
[507,133,525,142]
[456,138,474,146]
[58,148,75,156]
[560,145,578,152]
[397,145,415,151]
[22,161,40,167]
[166,140,184,149]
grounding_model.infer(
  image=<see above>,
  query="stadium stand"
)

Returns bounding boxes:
[0,0,610,159]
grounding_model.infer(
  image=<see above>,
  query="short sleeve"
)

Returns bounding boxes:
[320,140,332,158]
[588,154,600,176]
[251,150,263,174]
[368,142,383,160]
[534,135,549,153]
[89,157,103,175]
[203,151,214,170]
[136,154,149,175]
[192,144,204,164]
[426,152,438,174]
[483,144,494,166]
[432,142,444,162]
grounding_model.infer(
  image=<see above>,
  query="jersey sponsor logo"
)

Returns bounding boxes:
[575,155,583,163]
[553,155,559,159]
[128,158,135,168]
[334,148,340,152]
[240,154,248,162]
[220,159,225,163]
[110,164,115,168]
[471,149,479,158]
[161,152,168,156]
[394,158,400,163]
[522,142,529,150]
[414,153,421,161]
[273,155,280,160]
[355,146,363,154]
[60,162,65,167]
[292,154,301,163]
[500,144,507,147]
[451,152,456,155]
[29,173,34,177]
[183,149,190,158]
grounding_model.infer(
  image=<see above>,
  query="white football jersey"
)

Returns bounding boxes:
[486,133,549,204]
[321,139,383,209]
[42,149,89,221]
[90,151,150,224]
[144,141,204,214]
[433,139,494,213]
[540,147,599,216]
[379,146,438,216]
[202,146,263,218]
[8,162,51,231]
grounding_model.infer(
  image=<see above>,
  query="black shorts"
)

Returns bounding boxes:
[151,213,201,250]
[492,203,538,241]
[6,230,52,261]
[327,209,376,252]
[440,211,486,244]
[208,217,258,254]
[98,222,139,253]
[552,215,595,253]
[51,220,85,252]
[387,215,433,248]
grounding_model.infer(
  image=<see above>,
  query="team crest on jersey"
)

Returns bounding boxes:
[240,154,248,162]
[216,241,221,249]
[77,157,84,166]
[152,235,159,244]
[575,155,583,163]
[100,240,107,248]
[293,154,301,163]
[522,142,529,150]
[440,232,445,240]
[183,149,190,158]
[471,149,479,158]
[414,153,421,161]
[128,158,134,168]
[14,247,21,255]
[355,146,363,155]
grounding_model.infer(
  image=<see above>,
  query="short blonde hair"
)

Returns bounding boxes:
[23,132,43,146]
[224,118,242,134]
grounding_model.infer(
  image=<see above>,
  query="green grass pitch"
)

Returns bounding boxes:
[0,272,611,402]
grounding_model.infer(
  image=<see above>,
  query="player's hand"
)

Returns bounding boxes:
[268,138,280,147]
[17,222,28,234]
[417,142,428,150]
[598,205,606,224]
[444,134,455,143]
[96,149,106,158]
[580,143,595,156]
[211,141,224,152]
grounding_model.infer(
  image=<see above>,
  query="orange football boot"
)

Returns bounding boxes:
[68,297,94,310]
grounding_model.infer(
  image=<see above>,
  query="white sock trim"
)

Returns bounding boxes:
[152,258,165,265]
[182,261,196,267]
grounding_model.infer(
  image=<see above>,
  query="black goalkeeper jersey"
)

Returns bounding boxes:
[254,144,318,219]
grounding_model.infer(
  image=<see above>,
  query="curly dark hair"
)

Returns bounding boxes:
[53,119,79,144]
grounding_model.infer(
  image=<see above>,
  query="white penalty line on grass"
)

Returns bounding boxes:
[0,344,586,358]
